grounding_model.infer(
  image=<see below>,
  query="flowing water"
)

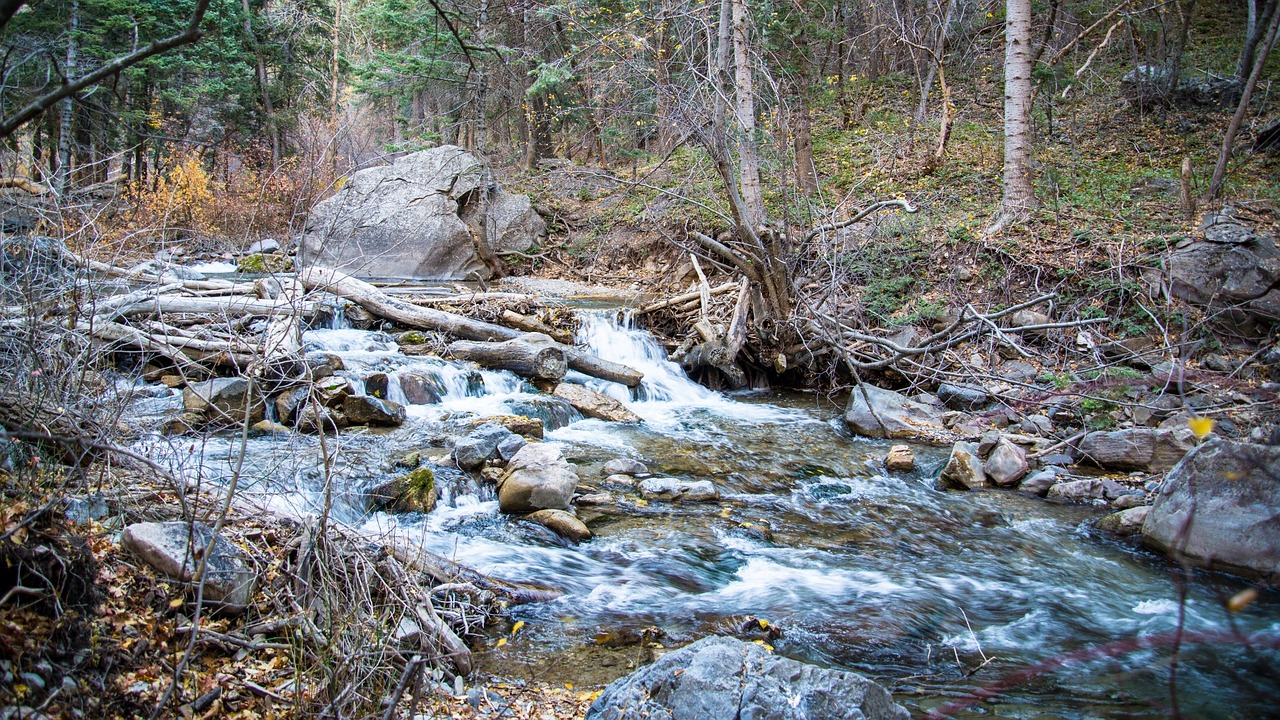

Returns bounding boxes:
[132,306,1280,719]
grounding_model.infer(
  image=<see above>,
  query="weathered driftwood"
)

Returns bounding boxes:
[106,295,321,319]
[80,319,259,369]
[638,281,738,314]
[447,335,568,380]
[670,279,752,388]
[300,266,643,387]
[83,258,256,294]
[501,309,573,344]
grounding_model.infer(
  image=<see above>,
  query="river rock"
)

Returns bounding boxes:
[638,478,719,502]
[1077,428,1195,472]
[121,522,255,612]
[368,466,438,514]
[182,377,266,425]
[315,376,354,407]
[454,423,517,470]
[364,373,391,399]
[984,439,1029,486]
[343,395,406,426]
[937,382,989,410]
[294,401,343,433]
[246,238,280,255]
[1046,478,1127,504]
[398,372,442,404]
[602,458,649,476]
[525,509,591,543]
[236,252,294,274]
[553,383,642,422]
[884,445,915,472]
[845,384,949,442]
[497,443,579,513]
[477,414,544,439]
[298,146,545,280]
[585,635,909,720]
[1018,468,1060,496]
[1098,506,1151,536]
[1164,209,1280,330]
[275,386,309,424]
[1142,439,1280,583]
[937,441,987,490]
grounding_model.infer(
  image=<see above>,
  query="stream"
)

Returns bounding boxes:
[129,292,1280,719]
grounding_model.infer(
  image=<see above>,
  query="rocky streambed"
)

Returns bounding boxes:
[114,284,1280,719]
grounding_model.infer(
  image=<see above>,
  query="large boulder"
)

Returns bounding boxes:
[1164,209,1280,328]
[586,635,909,720]
[1142,440,1280,583]
[1077,428,1195,472]
[845,384,949,443]
[121,522,255,611]
[496,443,579,513]
[298,146,545,280]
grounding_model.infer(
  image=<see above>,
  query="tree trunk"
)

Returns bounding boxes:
[998,0,1037,220]
[1205,0,1280,203]
[55,0,79,195]
[793,97,817,195]
[447,336,568,380]
[1236,0,1279,82]
[242,0,280,168]
[731,0,764,228]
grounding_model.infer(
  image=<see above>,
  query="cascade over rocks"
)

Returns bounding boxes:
[586,635,909,720]
[298,146,545,280]
[1142,439,1280,583]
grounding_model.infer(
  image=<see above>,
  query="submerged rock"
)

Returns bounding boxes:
[586,635,909,720]
[1142,440,1280,583]
[454,423,519,470]
[1098,506,1150,536]
[602,458,649,476]
[638,478,719,502]
[343,395,406,426]
[1046,478,1127,504]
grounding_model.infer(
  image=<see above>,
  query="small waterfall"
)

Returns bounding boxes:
[575,310,717,404]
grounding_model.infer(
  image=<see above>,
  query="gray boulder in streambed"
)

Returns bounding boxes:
[586,635,909,720]
[496,443,579,513]
[845,384,949,443]
[1142,439,1280,583]
[298,145,544,280]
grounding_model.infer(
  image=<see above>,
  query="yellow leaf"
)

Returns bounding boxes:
[564,683,574,690]
[758,619,769,629]
[1188,416,1214,440]
[169,598,185,608]
[1228,588,1258,613]
[511,620,525,634]
[496,637,507,648]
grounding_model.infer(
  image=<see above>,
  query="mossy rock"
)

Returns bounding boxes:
[370,466,438,514]
[397,330,428,345]
[237,253,295,274]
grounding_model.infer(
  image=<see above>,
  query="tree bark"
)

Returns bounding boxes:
[447,336,568,380]
[1205,0,1280,203]
[731,0,764,228]
[998,0,1038,220]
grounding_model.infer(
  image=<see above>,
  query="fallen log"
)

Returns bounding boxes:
[108,294,322,319]
[300,266,643,387]
[500,309,574,344]
[638,282,738,314]
[447,335,568,381]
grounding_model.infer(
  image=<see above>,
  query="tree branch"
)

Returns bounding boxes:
[0,0,212,138]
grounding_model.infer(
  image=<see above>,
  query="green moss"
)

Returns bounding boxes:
[395,466,437,514]
[397,330,428,345]
[237,253,295,274]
